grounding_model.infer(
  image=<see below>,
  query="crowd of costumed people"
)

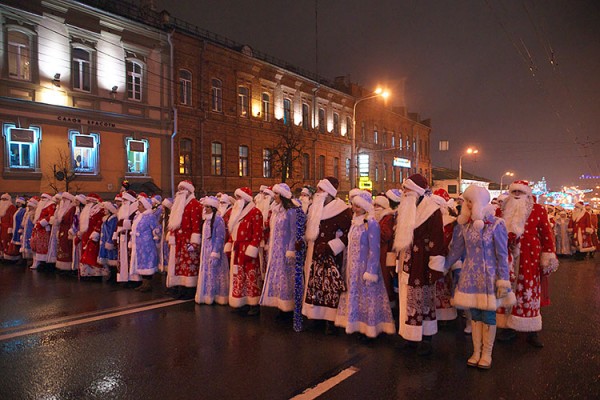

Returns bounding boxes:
[2,174,597,369]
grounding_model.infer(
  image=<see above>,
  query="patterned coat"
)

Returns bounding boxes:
[116,204,138,283]
[21,210,35,259]
[55,206,76,270]
[5,207,26,260]
[130,210,160,276]
[499,203,557,332]
[260,205,298,311]
[303,199,353,322]
[435,219,458,320]
[398,196,445,342]
[167,197,202,288]
[1,204,16,258]
[445,215,514,311]
[228,204,264,307]
[554,217,572,255]
[98,214,118,267]
[79,205,106,276]
[30,202,56,261]
[335,216,395,338]
[378,210,397,302]
[196,213,229,305]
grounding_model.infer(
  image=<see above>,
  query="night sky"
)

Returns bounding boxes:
[155,0,600,190]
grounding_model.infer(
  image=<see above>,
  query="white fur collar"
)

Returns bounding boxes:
[321,198,350,220]
[228,201,256,236]
[415,196,440,229]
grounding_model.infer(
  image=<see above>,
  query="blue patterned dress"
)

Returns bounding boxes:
[195,213,229,305]
[21,211,35,259]
[260,205,297,311]
[98,214,118,267]
[129,210,161,277]
[335,216,396,338]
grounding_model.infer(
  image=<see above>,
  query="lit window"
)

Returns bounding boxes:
[302,104,310,130]
[238,86,249,117]
[179,70,192,105]
[211,142,222,175]
[7,30,31,81]
[126,138,148,175]
[72,48,91,92]
[283,98,292,126]
[391,132,396,148]
[3,123,40,170]
[70,131,99,175]
[179,138,192,175]
[318,108,325,133]
[263,148,272,178]
[358,153,369,177]
[262,93,270,121]
[374,125,378,144]
[239,145,249,177]
[317,155,325,179]
[211,79,222,112]
[399,133,403,150]
[126,60,143,101]
[303,153,310,180]
[333,113,340,135]
[346,158,350,178]
[346,116,352,137]
[375,166,379,182]
[383,163,387,181]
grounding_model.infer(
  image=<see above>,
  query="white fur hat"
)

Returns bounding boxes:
[457,185,491,231]
[178,180,195,194]
[203,196,219,209]
[234,187,253,203]
[352,190,374,214]
[374,195,390,209]
[509,180,532,196]
[273,183,292,199]
[61,192,75,201]
[386,189,402,203]
[317,177,339,198]
[103,201,118,215]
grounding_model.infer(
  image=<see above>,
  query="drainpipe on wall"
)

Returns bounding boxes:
[168,31,177,197]
[312,84,320,187]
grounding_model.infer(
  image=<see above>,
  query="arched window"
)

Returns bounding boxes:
[72,47,91,92]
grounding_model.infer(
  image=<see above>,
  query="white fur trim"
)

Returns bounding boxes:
[168,235,176,245]
[402,178,426,196]
[203,197,219,209]
[428,255,445,273]
[90,231,100,242]
[210,251,220,259]
[178,181,195,193]
[122,219,131,230]
[234,188,253,203]
[328,238,345,256]
[273,183,292,199]
[190,233,201,245]
[450,260,462,271]
[285,250,296,259]
[39,219,49,228]
[245,244,259,259]
[452,290,498,311]
[385,252,396,267]
[500,292,517,308]
[352,193,374,214]
[224,242,232,252]
[386,189,402,203]
[540,252,556,267]
[317,179,337,198]
[362,271,379,283]
[507,314,542,332]
[496,279,511,289]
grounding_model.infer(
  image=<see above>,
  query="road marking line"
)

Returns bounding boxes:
[0,297,178,335]
[290,366,359,400]
[0,299,190,342]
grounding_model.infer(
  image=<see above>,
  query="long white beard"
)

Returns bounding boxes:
[33,199,49,223]
[168,191,189,231]
[305,192,327,242]
[227,198,246,233]
[393,192,418,252]
[218,203,230,217]
[0,201,10,218]
[55,199,72,223]
[256,195,272,222]
[503,196,531,237]
[79,203,93,233]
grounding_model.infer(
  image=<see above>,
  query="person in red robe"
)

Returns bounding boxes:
[55,192,77,273]
[497,180,558,347]
[226,187,263,316]
[30,193,57,270]
[167,180,202,299]
[393,174,446,356]
[78,193,107,280]
[0,193,17,261]
[373,194,397,309]
[568,202,596,260]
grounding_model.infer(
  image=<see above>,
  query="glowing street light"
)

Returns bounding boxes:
[351,87,390,188]
[458,147,479,194]
[500,171,515,191]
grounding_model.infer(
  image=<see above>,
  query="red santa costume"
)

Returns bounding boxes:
[0,193,17,260]
[498,181,558,343]
[431,188,459,321]
[79,193,107,277]
[227,187,264,312]
[30,193,57,267]
[394,174,445,354]
[374,195,397,305]
[167,181,202,294]
[55,192,77,271]
[568,202,595,257]
[588,206,598,250]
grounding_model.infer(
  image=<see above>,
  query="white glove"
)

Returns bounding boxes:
[496,287,508,299]
[187,244,195,253]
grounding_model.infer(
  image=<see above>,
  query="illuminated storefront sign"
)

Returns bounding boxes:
[393,157,411,168]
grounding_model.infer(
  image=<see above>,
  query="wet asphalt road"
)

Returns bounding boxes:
[0,256,599,400]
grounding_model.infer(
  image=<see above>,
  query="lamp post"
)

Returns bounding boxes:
[500,171,514,191]
[351,88,389,188]
[458,147,478,194]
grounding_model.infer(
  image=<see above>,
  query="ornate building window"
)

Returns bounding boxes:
[211,79,222,112]
[211,142,222,175]
[126,138,148,175]
[69,131,100,175]
[179,70,192,105]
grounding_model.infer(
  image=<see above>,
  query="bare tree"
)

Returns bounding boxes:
[44,148,83,193]
[271,124,305,184]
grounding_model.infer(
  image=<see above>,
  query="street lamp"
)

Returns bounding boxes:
[351,88,389,188]
[500,171,514,191]
[458,147,479,194]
